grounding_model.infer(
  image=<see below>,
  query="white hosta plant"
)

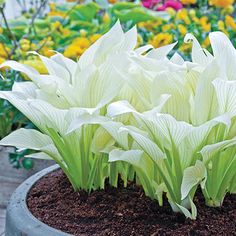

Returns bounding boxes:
[0,21,154,190]
[0,20,235,219]
[103,100,232,219]
[0,21,186,190]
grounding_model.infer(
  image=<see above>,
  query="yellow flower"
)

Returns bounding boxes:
[225,15,236,30]
[51,21,61,30]
[225,5,234,14]
[178,24,187,36]
[0,57,5,64]
[209,0,234,8]
[166,7,176,17]
[30,43,37,51]
[217,20,229,35]
[108,0,116,3]
[102,12,110,24]
[39,46,55,57]
[48,11,65,17]
[180,0,196,4]
[138,20,163,30]
[0,43,9,58]
[176,9,191,25]
[189,9,196,17]
[64,37,91,59]
[49,2,56,11]
[73,37,90,47]
[21,59,48,79]
[149,33,173,48]
[218,20,225,30]
[200,16,211,32]
[21,43,30,51]
[202,36,210,48]
[179,43,192,53]
[20,39,30,45]
[61,28,71,37]
[162,24,172,31]
[192,16,200,24]
[137,34,143,47]
[90,34,102,44]
[80,29,87,37]
[0,27,3,34]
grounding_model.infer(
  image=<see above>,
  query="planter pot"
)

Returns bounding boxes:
[5,163,236,236]
[5,165,70,236]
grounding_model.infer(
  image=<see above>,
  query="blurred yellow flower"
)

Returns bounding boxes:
[0,57,5,64]
[102,12,110,24]
[217,20,229,35]
[209,0,234,8]
[178,24,187,36]
[49,2,56,11]
[225,15,236,30]
[30,43,37,51]
[51,21,61,30]
[40,46,55,57]
[22,59,48,79]
[48,11,66,17]
[224,5,234,14]
[137,34,143,47]
[90,34,102,43]
[200,16,211,32]
[138,20,163,30]
[189,9,196,17]
[179,43,192,53]
[0,27,3,34]
[64,37,91,58]
[80,29,87,37]
[0,43,9,58]
[108,0,116,3]
[21,43,30,51]
[149,33,173,48]
[20,39,30,45]
[166,7,176,17]
[192,16,200,24]
[180,0,196,4]
[60,28,70,37]
[202,36,210,48]
[162,24,172,31]
[218,20,225,30]
[176,9,191,25]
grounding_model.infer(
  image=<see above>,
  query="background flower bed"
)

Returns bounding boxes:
[1,0,236,168]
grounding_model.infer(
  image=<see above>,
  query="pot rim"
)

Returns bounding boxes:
[5,164,71,236]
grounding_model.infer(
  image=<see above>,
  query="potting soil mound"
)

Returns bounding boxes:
[27,169,236,236]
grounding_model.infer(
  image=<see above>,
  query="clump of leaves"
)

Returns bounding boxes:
[0,22,235,219]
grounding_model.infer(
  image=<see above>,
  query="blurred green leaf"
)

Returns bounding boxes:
[68,3,100,22]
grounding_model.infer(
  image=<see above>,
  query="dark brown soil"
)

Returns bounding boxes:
[27,169,236,236]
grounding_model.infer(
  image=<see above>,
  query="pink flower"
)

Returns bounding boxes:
[162,0,183,10]
[142,0,183,11]
[142,0,159,9]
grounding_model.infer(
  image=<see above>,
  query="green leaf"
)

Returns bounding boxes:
[68,3,99,22]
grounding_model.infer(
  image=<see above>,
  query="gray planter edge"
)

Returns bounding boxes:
[5,164,71,236]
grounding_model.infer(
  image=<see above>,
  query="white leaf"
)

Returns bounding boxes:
[0,128,53,150]
[147,42,177,59]
[213,79,236,117]
[181,161,207,200]
[109,149,144,168]
[209,31,236,80]
[67,113,109,134]
[25,152,53,160]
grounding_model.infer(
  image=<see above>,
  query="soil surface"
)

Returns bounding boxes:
[27,169,236,236]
